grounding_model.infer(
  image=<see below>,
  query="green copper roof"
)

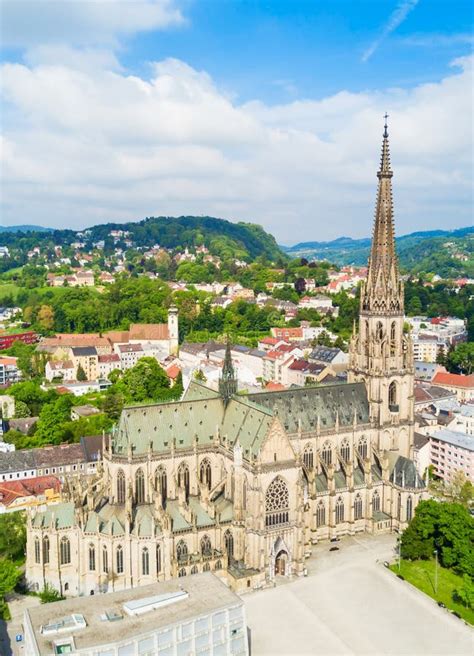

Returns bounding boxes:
[32,502,76,529]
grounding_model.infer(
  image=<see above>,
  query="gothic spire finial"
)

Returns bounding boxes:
[383,112,389,138]
[219,336,237,404]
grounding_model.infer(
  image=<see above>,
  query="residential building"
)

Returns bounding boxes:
[0,475,61,514]
[70,346,99,381]
[446,405,474,436]
[70,405,102,421]
[284,360,330,386]
[98,353,121,379]
[428,428,474,483]
[24,574,248,656]
[432,371,474,401]
[45,359,75,382]
[0,394,15,419]
[117,343,144,369]
[0,331,38,350]
[308,346,348,371]
[413,433,431,479]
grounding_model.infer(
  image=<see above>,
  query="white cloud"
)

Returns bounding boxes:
[0,0,184,48]
[362,0,419,62]
[1,51,472,243]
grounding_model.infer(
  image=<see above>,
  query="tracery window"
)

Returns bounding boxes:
[340,439,350,462]
[142,548,149,576]
[102,546,108,574]
[116,545,124,574]
[224,530,234,564]
[215,560,222,571]
[199,459,212,490]
[203,562,210,572]
[372,489,380,513]
[117,469,126,504]
[201,535,212,555]
[389,382,398,410]
[60,537,71,565]
[321,442,332,466]
[406,495,413,522]
[178,568,186,577]
[358,436,368,460]
[155,467,167,505]
[135,468,145,504]
[303,444,314,470]
[265,477,290,527]
[376,321,384,341]
[88,544,95,571]
[335,497,344,524]
[34,538,40,564]
[354,494,363,520]
[42,536,50,564]
[178,462,190,499]
[176,539,188,562]
[316,501,326,527]
[156,544,162,574]
[397,493,402,520]
[390,321,396,356]
[191,565,198,575]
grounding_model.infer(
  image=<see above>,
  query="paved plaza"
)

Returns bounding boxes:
[244,534,473,656]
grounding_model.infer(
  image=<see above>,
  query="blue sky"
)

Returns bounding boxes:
[1,0,473,242]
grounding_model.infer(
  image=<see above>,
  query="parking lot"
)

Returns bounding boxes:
[244,534,473,656]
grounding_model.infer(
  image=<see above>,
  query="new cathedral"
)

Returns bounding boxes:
[25,122,426,596]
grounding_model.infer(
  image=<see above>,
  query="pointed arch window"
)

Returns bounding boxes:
[199,459,212,490]
[116,545,124,574]
[135,468,145,504]
[224,530,234,565]
[156,467,167,506]
[34,537,40,564]
[340,439,350,462]
[142,548,149,576]
[203,562,210,572]
[372,489,380,513]
[397,493,402,520]
[354,493,363,520]
[358,436,368,460]
[60,537,71,565]
[156,544,162,574]
[42,536,50,564]
[201,535,212,555]
[335,497,344,524]
[265,476,290,527]
[178,462,190,500]
[178,568,187,578]
[376,321,384,341]
[88,544,96,571]
[176,539,188,562]
[389,382,398,411]
[390,321,396,356]
[117,469,126,504]
[303,444,314,470]
[215,560,222,571]
[102,545,108,574]
[191,565,198,575]
[406,495,413,522]
[321,442,332,466]
[243,478,247,510]
[316,501,326,527]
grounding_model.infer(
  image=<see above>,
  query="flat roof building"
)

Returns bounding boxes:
[24,573,248,656]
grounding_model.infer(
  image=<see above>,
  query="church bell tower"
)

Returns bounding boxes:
[348,117,414,457]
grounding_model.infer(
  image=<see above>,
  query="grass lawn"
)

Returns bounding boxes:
[390,559,473,625]
[0,282,23,300]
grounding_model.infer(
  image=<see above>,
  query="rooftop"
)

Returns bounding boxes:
[430,428,474,452]
[432,371,474,389]
[25,573,242,653]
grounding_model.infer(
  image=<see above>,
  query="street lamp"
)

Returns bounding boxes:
[434,549,438,595]
[398,538,401,572]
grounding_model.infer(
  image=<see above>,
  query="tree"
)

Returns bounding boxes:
[102,392,124,420]
[14,400,31,418]
[194,369,207,382]
[39,583,64,604]
[446,342,474,375]
[114,357,171,403]
[37,304,55,331]
[0,512,27,561]
[0,558,21,619]
[453,575,474,610]
[34,395,74,445]
[76,363,87,381]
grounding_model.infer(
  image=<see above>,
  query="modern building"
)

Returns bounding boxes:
[25,121,425,600]
[0,356,21,386]
[24,573,248,656]
[428,428,474,483]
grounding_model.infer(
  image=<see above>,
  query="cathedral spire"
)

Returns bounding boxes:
[219,338,237,404]
[362,115,403,314]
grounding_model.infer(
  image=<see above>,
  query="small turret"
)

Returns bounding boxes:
[218,339,237,405]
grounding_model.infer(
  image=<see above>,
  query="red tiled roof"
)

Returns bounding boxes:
[129,323,169,341]
[0,475,61,507]
[98,353,120,363]
[432,372,474,389]
[0,356,18,366]
[166,363,181,380]
[265,382,286,391]
[259,337,279,345]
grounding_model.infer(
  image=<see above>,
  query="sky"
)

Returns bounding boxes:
[1,0,473,244]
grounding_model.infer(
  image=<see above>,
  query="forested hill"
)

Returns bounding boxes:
[0,216,284,262]
[282,226,474,277]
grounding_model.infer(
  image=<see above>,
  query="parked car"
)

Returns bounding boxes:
[329,546,340,552]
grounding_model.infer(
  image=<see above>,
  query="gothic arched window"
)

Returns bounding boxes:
[215,560,222,571]
[358,436,368,460]
[354,493,363,520]
[176,540,188,562]
[102,546,108,574]
[340,439,350,462]
[178,568,186,577]
[135,468,145,504]
[372,489,380,513]
[321,442,332,466]
[316,501,326,527]
[178,462,190,499]
[156,544,162,574]
[335,497,344,524]
[203,562,210,572]
[199,459,212,490]
[156,467,167,506]
[34,537,40,564]
[376,321,384,341]
[265,477,290,527]
[397,493,402,520]
[201,535,212,555]
[243,478,247,510]
[303,444,314,470]
[42,536,50,564]
[116,545,124,574]
[60,537,71,565]
[191,565,198,575]
[406,495,413,522]
[389,382,398,410]
[117,469,126,504]
[142,548,149,576]
[390,321,396,356]
[88,544,95,571]
[224,530,234,564]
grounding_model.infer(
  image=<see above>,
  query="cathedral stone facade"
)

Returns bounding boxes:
[25,123,426,597]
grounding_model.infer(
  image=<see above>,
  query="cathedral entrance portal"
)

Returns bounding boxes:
[275,550,288,576]
[269,536,291,579]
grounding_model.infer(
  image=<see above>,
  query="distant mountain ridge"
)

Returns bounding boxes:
[0,224,53,233]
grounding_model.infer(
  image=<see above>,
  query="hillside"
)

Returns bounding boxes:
[283,227,474,277]
[0,216,284,262]
[0,224,53,233]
